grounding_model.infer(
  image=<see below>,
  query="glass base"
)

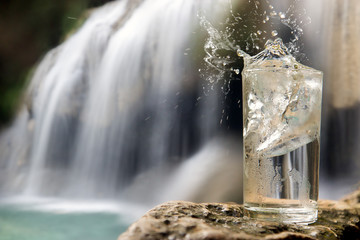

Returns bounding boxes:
[244,203,318,224]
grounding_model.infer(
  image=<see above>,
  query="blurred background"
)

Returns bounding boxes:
[0,0,359,239]
[0,0,114,127]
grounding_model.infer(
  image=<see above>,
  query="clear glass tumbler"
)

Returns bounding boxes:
[242,39,323,224]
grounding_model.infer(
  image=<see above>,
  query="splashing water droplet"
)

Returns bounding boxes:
[306,16,312,24]
[237,49,248,57]
[279,12,285,19]
[269,5,274,9]
[257,30,262,35]
[265,16,270,21]
[237,49,242,57]
[270,11,277,17]
[234,69,240,74]
[271,30,278,36]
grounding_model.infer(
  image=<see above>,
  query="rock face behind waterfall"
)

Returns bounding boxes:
[0,0,232,200]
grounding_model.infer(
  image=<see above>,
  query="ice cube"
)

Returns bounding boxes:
[243,39,322,158]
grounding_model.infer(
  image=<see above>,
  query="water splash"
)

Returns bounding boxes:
[200,0,312,84]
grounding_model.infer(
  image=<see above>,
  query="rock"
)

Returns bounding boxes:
[118,187,360,240]
[341,185,360,207]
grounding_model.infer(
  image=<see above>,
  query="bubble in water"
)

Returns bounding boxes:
[271,30,278,36]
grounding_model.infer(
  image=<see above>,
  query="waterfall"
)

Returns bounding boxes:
[3,0,358,206]
[319,0,360,197]
[0,0,231,200]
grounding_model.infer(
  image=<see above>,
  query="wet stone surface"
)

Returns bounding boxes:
[118,187,360,240]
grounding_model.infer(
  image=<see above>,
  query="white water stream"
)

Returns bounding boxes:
[0,0,230,200]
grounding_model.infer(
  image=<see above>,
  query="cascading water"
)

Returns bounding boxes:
[0,0,230,200]
[318,0,360,198]
[1,0,359,207]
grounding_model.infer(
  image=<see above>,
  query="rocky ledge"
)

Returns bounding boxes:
[118,187,360,240]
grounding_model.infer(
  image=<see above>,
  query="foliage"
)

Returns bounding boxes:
[0,0,113,127]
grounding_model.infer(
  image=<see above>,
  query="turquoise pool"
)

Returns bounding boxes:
[0,201,132,240]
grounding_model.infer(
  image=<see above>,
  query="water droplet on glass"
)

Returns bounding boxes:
[271,30,278,36]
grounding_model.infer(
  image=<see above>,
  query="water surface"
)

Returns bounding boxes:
[0,202,129,240]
